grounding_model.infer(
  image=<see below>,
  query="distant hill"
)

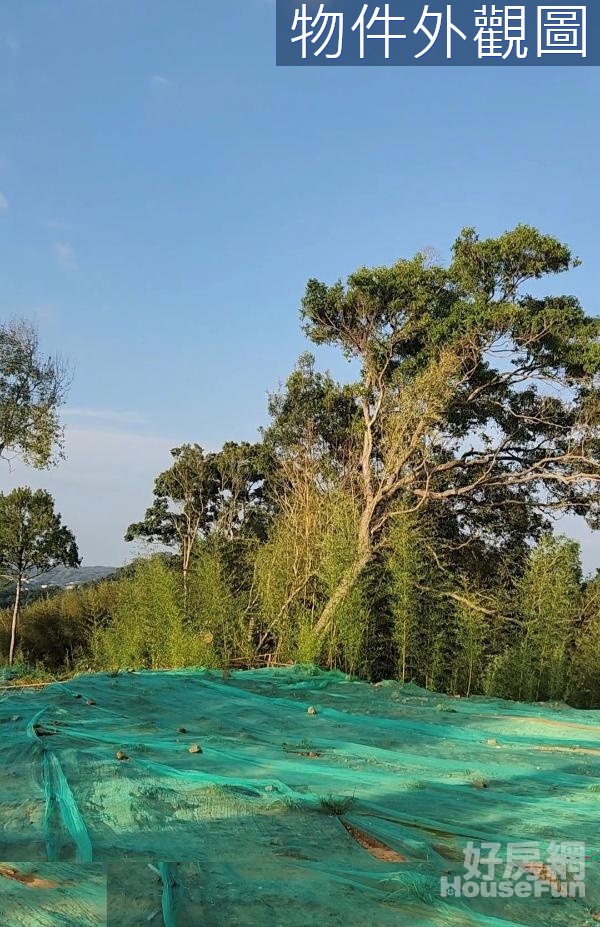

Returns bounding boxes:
[27,566,117,588]
[0,566,118,609]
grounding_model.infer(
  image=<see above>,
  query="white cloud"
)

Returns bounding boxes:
[53,241,77,271]
[150,74,171,88]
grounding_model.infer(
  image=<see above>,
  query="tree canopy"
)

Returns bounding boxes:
[295,225,600,635]
[125,442,268,600]
[0,487,79,664]
[0,319,69,468]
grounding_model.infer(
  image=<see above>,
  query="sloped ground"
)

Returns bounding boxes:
[0,666,598,926]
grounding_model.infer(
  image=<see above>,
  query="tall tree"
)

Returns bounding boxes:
[0,319,69,467]
[125,442,266,603]
[0,487,80,665]
[125,445,215,604]
[298,225,600,639]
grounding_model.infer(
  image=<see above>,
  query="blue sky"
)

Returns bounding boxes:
[0,1,598,568]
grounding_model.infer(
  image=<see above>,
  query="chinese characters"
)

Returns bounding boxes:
[440,840,586,898]
[287,3,590,62]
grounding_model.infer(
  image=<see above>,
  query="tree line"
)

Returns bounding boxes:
[1,226,600,706]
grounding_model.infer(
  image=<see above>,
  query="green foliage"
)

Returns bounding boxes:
[90,556,209,670]
[0,486,80,664]
[4,532,600,708]
[385,513,428,683]
[253,489,319,662]
[299,226,599,645]
[0,580,118,670]
[451,600,488,697]
[124,444,220,615]
[0,318,69,467]
[126,442,267,559]
[3,227,600,708]
[485,536,582,701]
[317,493,369,673]
[253,478,368,671]
[0,660,58,686]
[0,487,80,581]
[567,576,600,708]
[125,441,269,636]
[264,352,359,468]
[187,541,253,665]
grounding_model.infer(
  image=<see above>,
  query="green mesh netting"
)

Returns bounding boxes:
[1,666,598,926]
[0,863,105,926]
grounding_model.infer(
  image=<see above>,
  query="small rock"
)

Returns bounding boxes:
[307,706,318,716]
[11,715,20,722]
[33,725,56,738]
[189,743,203,754]
[177,727,187,734]
[86,699,96,706]
[115,751,129,761]
[74,694,82,699]
[486,738,498,746]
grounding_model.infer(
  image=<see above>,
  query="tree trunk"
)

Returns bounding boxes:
[182,564,189,614]
[181,535,194,615]
[313,503,376,640]
[312,555,369,639]
[8,576,22,667]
